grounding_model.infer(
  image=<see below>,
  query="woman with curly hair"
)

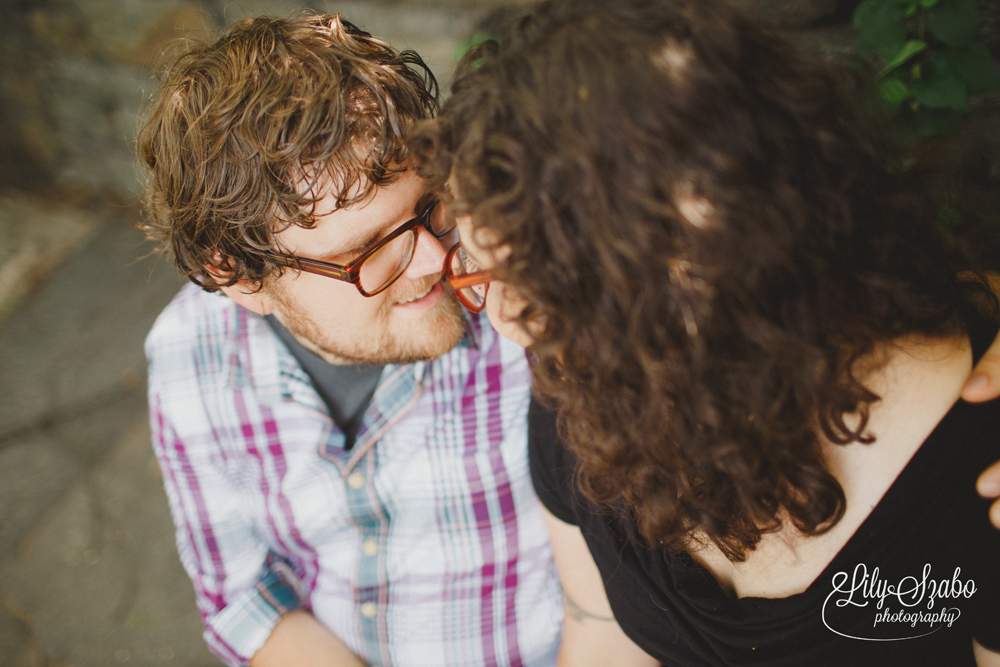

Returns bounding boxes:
[413,0,1000,664]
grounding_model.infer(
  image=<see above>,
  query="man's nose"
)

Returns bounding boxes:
[404,225,448,279]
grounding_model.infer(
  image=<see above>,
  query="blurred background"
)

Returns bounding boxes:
[0,1,997,665]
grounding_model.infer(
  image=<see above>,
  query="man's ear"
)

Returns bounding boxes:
[208,252,275,315]
[219,282,275,315]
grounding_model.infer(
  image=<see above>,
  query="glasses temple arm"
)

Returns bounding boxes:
[266,252,354,282]
[443,271,493,291]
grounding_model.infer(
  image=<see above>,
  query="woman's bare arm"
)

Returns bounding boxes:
[541,507,660,667]
[974,638,1000,666]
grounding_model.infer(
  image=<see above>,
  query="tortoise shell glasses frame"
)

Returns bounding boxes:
[260,197,455,297]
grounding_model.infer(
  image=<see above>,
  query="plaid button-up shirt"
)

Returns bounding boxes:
[146,284,562,667]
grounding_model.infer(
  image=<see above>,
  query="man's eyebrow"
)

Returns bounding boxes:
[309,187,437,263]
[312,199,426,262]
[314,226,384,263]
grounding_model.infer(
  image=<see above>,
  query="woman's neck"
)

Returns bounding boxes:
[688,334,973,600]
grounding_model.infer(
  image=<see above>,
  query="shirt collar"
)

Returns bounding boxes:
[223,302,441,476]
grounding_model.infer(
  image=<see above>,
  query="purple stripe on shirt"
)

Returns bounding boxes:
[204,622,243,666]
[231,312,297,563]
[261,406,320,589]
[233,391,300,561]
[485,349,524,667]
[462,371,499,666]
[154,401,227,614]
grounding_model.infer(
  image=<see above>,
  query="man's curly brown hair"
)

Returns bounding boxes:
[412,0,996,561]
[138,12,438,291]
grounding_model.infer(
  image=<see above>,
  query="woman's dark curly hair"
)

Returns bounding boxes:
[138,12,438,291]
[413,0,996,561]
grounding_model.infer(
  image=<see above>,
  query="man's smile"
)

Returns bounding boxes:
[394,281,445,308]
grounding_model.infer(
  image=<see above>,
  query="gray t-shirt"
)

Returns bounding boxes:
[265,315,382,449]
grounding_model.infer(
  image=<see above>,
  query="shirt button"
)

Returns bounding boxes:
[360,601,377,618]
[347,472,365,489]
[362,538,378,556]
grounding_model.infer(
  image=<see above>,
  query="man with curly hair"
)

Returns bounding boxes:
[137,14,560,667]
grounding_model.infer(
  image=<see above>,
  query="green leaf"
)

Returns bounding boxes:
[905,4,918,16]
[853,0,908,59]
[927,0,981,47]
[853,0,897,27]
[938,43,1000,95]
[919,0,939,7]
[879,40,928,77]
[910,58,967,111]
[879,77,911,104]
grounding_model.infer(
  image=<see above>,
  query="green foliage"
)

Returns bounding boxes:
[853,0,1000,138]
[927,0,980,46]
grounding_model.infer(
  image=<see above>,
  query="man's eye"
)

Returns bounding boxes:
[460,248,481,272]
[334,237,380,264]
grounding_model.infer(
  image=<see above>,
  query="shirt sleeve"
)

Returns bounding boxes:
[528,395,581,526]
[149,388,303,667]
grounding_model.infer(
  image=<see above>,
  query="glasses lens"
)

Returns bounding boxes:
[449,246,487,309]
[358,231,415,294]
[427,201,458,249]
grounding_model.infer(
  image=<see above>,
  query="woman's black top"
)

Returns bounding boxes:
[530,391,1000,667]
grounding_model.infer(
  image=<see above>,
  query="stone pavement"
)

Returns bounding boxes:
[0,208,195,667]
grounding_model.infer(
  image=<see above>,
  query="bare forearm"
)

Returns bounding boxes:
[556,592,655,667]
[541,507,659,667]
[974,639,1000,667]
[250,611,367,667]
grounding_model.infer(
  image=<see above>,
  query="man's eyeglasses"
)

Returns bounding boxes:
[442,242,493,312]
[261,198,456,297]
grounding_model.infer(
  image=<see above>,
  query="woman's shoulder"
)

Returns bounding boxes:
[691,335,979,600]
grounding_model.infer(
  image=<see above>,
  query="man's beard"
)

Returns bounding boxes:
[267,280,467,366]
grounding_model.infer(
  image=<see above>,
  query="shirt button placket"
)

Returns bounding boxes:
[362,538,379,556]
[347,471,366,489]
[345,456,389,666]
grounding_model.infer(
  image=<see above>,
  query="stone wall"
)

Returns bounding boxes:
[0,0,499,203]
[0,0,996,238]
[0,0,515,322]
[0,0,873,205]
